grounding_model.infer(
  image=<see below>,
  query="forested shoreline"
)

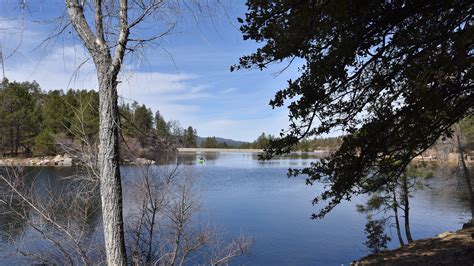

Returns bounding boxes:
[0,79,199,158]
[0,0,472,265]
[0,78,345,158]
[0,77,470,160]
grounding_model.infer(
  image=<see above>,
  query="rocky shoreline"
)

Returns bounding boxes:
[0,155,157,167]
[0,154,75,167]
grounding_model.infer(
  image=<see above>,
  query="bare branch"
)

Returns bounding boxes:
[66,0,98,53]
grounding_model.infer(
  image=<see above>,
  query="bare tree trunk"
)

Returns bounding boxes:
[9,124,14,156]
[15,124,20,156]
[97,69,127,265]
[145,205,157,262]
[65,0,222,264]
[402,176,413,243]
[456,134,474,224]
[392,190,405,247]
[169,224,183,266]
[66,0,129,264]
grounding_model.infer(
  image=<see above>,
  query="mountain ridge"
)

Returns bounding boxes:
[196,136,249,147]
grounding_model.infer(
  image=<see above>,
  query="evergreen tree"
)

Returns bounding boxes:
[364,218,391,254]
[41,90,68,134]
[34,129,55,156]
[254,133,270,149]
[134,104,153,134]
[183,126,197,148]
[132,104,153,146]
[69,90,100,142]
[154,110,170,140]
[0,79,199,156]
[202,137,218,148]
[119,102,134,136]
[236,0,473,218]
[0,80,40,156]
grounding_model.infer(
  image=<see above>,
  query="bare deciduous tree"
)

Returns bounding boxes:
[64,1,177,263]
[66,1,128,263]
[0,167,104,264]
[2,1,239,264]
[57,96,101,182]
[0,163,252,265]
[126,163,253,265]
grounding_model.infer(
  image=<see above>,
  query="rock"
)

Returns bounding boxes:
[39,159,51,166]
[62,157,73,166]
[436,231,453,238]
[0,155,77,167]
[53,154,63,162]
[135,158,155,165]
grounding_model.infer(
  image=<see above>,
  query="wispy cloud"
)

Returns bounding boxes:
[6,45,96,90]
[0,7,299,142]
[196,109,290,141]
[221,87,237,94]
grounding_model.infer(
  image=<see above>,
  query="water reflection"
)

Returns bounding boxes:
[167,152,325,168]
[0,167,104,264]
[0,153,470,265]
[0,196,28,242]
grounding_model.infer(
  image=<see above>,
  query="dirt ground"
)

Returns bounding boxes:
[352,226,474,266]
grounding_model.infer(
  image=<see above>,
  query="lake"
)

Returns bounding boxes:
[0,152,470,265]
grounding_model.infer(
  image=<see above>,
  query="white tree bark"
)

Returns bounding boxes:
[97,67,127,265]
[66,0,129,264]
[64,1,219,264]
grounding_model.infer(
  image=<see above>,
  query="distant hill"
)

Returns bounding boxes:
[196,136,249,147]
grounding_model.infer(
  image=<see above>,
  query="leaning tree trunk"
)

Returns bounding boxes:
[392,190,405,247]
[402,176,413,243]
[97,68,127,265]
[457,134,474,224]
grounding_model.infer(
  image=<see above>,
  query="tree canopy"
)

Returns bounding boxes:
[236,0,473,218]
[0,79,197,157]
[0,80,41,156]
[183,126,198,148]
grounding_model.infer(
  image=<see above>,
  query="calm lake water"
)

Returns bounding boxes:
[0,152,470,265]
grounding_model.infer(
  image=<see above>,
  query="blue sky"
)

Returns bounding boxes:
[0,1,302,141]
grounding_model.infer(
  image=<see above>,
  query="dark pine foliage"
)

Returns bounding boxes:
[234,0,474,218]
[0,79,198,157]
[364,219,391,254]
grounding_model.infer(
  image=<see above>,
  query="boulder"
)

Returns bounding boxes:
[53,155,63,163]
[436,231,453,238]
[62,157,73,166]
[135,158,155,165]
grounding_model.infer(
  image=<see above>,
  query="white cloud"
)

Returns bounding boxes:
[6,45,97,90]
[117,71,211,104]
[4,42,207,123]
[197,111,289,141]
[119,71,198,95]
[0,18,295,142]
[221,87,237,94]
